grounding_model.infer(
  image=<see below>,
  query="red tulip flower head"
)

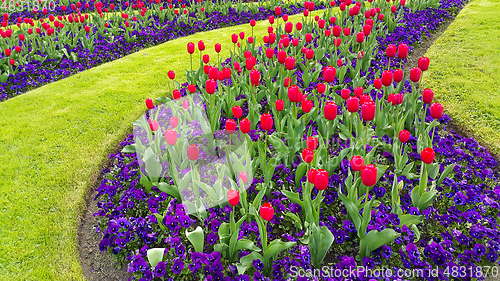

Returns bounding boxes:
[165,129,177,146]
[354,86,363,98]
[301,99,313,113]
[361,101,376,121]
[361,164,377,186]
[409,67,422,82]
[373,78,382,89]
[302,148,314,163]
[381,70,393,87]
[250,19,256,26]
[305,49,314,60]
[168,70,175,80]
[231,33,238,43]
[260,203,274,221]
[170,117,178,128]
[187,144,199,161]
[324,101,338,120]
[276,99,284,111]
[239,32,245,40]
[225,119,236,134]
[215,43,221,53]
[285,22,293,33]
[418,56,430,71]
[356,32,364,43]
[240,118,251,133]
[420,147,435,164]
[397,43,409,59]
[306,136,318,150]
[430,103,443,119]
[386,44,396,58]
[341,89,351,100]
[173,89,181,100]
[206,79,216,94]
[260,113,273,131]
[285,56,295,70]
[232,106,243,119]
[145,98,154,109]
[394,69,404,83]
[275,6,282,15]
[350,155,364,171]
[239,171,248,184]
[296,22,302,30]
[323,66,336,83]
[317,83,326,94]
[399,130,410,143]
[307,169,318,184]
[422,88,434,104]
[187,42,195,54]
[314,169,329,190]
[346,97,360,113]
[149,119,159,131]
[288,85,300,103]
[198,40,205,51]
[227,189,240,206]
[250,69,260,86]
[277,51,286,64]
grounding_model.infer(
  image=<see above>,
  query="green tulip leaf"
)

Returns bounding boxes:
[146,248,165,268]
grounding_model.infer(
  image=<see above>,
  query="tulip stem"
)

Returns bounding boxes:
[190,54,193,82]
[363,123,368,157]
[431,127,436,146]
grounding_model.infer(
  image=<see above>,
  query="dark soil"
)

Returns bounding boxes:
[78,135,134,281]
[78,8,466,281]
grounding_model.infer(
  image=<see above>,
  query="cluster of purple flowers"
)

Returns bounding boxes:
[93,0,500,280]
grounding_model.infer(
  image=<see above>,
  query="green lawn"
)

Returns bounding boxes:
[0,9,330,280]
[423,0,500,155]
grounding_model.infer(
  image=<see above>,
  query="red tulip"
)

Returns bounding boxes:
[246,56,256,70]
[168,70,175,80]
[361,164,377,186]
[373,78,382,89]
[343,27,351,36]
[422,88,434,104]
[361,101,376,121]
[203,54,209,64]
[165,129,177,146]
[277,51,286,64]
[170,117,178,128]
[314,169,329,190]
[268,26,274,34]
[363,25,372,36]
[269,15,275,24]
[306,136,318,150]
[250,69,260,86]
[418,57,430,71]
[391,5,397,13]
[240,118,251,133]
[341,89,351,100]
[149,119,159,131]
[269,33,276,45]
[232,106,243,119]
[288,85,300,103]
[187,42,195,54]
[308,169,318,184]
[227,189,240,206]
[266,48,274,59]
[84,25,90,33]
[386,44,396,58]
[239,171,248,184]
[409,67,422,82]
[231,34,238,44]
[401,0,406,5]
[317,83,326,94]
[206,79,216,94]
[399,130,410,143]
[260,203,274,221]
[250,19,256,26]
[173,89,181,100]
[260,114,273,131]
[323,66,336,83]
[285,22,293,33]
[394,69,404,83]
[357,51,364,60]
[301,99,313,113]
[360,94,372,106]
[283,14,288,21]
[187,144,199,161]
[430,103,443,119]
[284,77,291,87]
[356,32,364,43]
[215,43,221,53]
[248,37,254,44]
[276,99,284,111]
[337,58,343,67]
[388,94,404,105]
[420,147,435,164]
[225,119,236,134]
[285,56,295,70]
[296,22,302,31]
[318,19,326,29]
[302,148,314,163]
[397,44,409,59]
[4,48,10,56]
[354,86,363,98]
[324,101,338,120]
[350,156,364,171]
[223,68,231,79]
[305,49,314,60]
[347,97,359,113]
[145,98,154,109]
[381,70,393,86]
[303,9,309,17]
[239,32,245,40]
[275,6,282,16]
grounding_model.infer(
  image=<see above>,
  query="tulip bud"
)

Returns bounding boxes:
[283,14,288,21]
[422,88,434,104]
[420,147,435,164]
[187,42,195,54]
[306,136,318,150]
[399,130,410,143]
[386,44,396,58]
[430,103,443,119]
[394,69,404,83]
[381,70,393,87]
[276,99,284,112]
[409,67,422,82]
[203,54,209,64]
[302,148,314,163]
[301,99,313,113]
[260,203,274,221]
[296,22,302,31]
[397,43,409,59]
[324,101,338,120]
[323,66,336,83]
[341,89,351,100]
[225,119,236,134]
[240,118,251,133]
[260,113,273,131]
[347,97,359,113]
[418,56,430,71]
[350,156,365,171]
[314,169,329,190]
[187,144,199,161]
[361,164,377,186]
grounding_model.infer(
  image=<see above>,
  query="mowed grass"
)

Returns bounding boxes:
[423,0,500,155]
[0,9,332,280]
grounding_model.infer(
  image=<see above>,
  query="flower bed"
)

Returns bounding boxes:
[92,0,500,280]
[0,0,324,100]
